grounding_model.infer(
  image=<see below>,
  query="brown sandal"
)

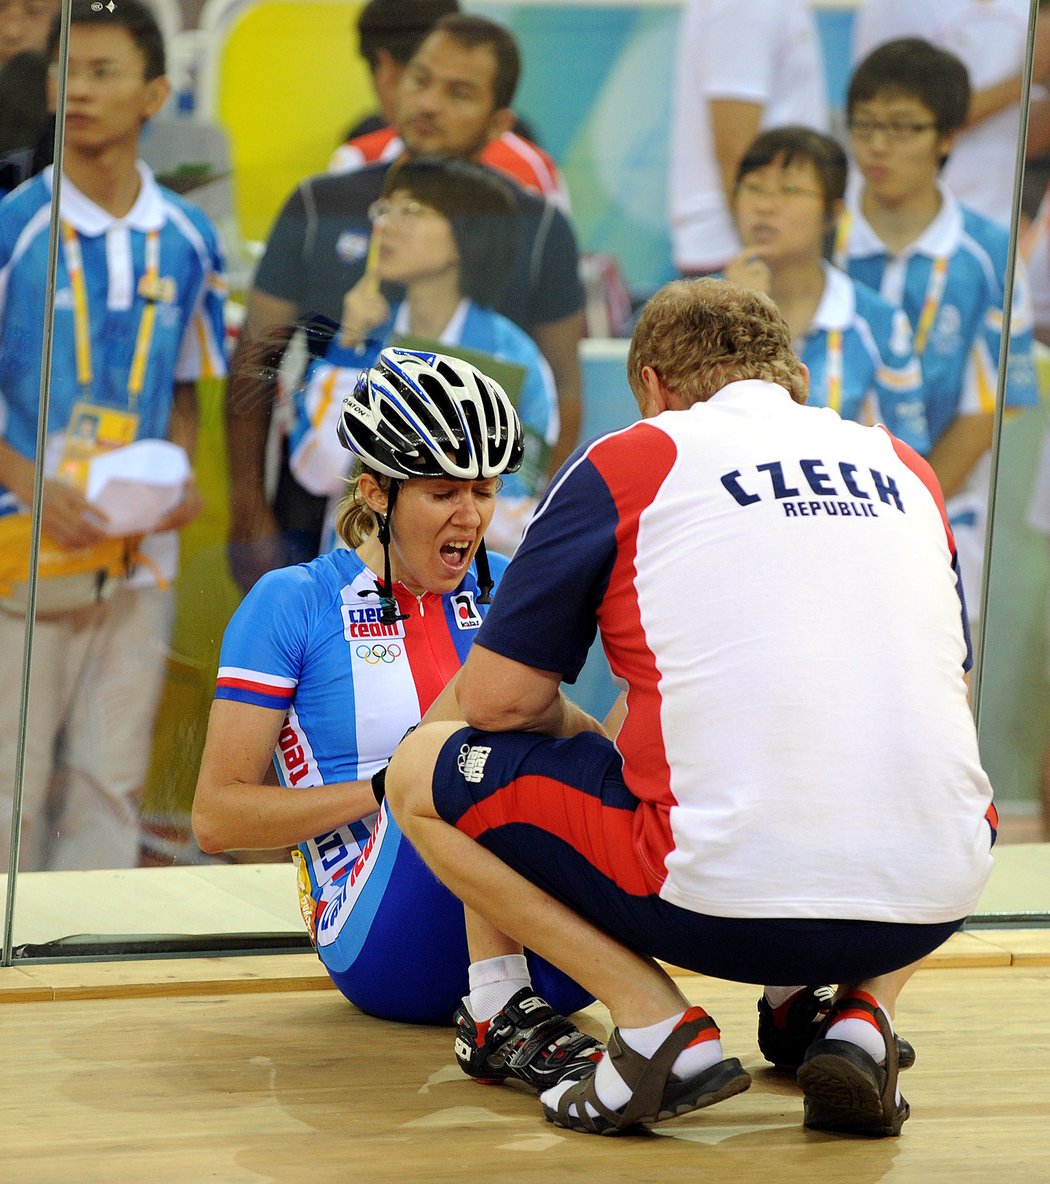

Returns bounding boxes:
[541,1008,752,1135]
[797,994,910,1137]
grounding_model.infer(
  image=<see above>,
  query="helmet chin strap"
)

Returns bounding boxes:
[474,539,494,604]
[360,478,410,626]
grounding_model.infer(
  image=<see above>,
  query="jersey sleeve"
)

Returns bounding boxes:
[215,566,317,709]
[174,207,228,383]
[963,243,1039,416]
[476,441,621,681]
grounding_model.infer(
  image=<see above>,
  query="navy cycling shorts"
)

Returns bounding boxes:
[432,726,965,985]
[316,800,591,1025]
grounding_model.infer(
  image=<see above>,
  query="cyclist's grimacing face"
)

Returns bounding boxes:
[387,476,499,597]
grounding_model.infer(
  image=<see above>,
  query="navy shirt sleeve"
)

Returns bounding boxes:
[478,446,619,682]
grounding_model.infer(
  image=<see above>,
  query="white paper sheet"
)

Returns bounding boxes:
[85,440,190,537]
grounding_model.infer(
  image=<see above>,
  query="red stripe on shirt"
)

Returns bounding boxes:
[401,587,465,715]
[455,772,662,895]
[879,426,956,559]
[216,675,294,701]
[586,423,679,880]
[338,126,563,199]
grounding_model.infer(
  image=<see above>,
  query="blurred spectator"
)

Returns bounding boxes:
[724,125,928,453]
[0,0,225,871]
[0,48,45,153]
[1026,422,1050,838]
[853,0,1050,228]
[0,0,56,68]
[225,14,585,592]
[668,0,828,275]
[0,0,56,193]
[288,158,558,555]
[836,38,1039,623]
[339,0,541,142]
[331,0,570,213]
[342,0,459,140]
[0,49,49,194]
[1022,184,1050,338]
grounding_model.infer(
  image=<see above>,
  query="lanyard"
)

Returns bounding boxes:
[835,209,948,358]
[61,222,161,412]
[911,256,948,357]
[824,329,843,413]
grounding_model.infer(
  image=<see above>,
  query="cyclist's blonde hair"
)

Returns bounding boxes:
[334,462,393,548]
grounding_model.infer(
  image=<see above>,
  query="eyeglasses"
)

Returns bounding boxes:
[367,199,438,223]
[47,62,145,87]
[736,180,823,202]
[847,119,938,143]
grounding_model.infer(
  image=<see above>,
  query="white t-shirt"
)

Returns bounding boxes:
[668,0,828,272]
[481,382,994,923]
[852,0,1029,227]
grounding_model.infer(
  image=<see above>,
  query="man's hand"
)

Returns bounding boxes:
[39,479,110,551]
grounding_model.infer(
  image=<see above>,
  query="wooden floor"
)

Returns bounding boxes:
[2,944,1049,1183]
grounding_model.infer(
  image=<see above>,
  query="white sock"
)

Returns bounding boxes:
[541,1007,723,1119]
[825,993,901,1104]
[465,954,531,1021]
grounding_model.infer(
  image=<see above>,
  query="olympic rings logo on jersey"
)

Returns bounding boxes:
[354,643,403,664]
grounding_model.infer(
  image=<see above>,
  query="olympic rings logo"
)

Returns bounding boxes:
[355,643,403,664]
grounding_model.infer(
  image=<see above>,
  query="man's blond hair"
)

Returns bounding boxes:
[627,279,808,407]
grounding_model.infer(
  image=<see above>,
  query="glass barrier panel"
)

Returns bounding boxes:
[4,0,1047,966]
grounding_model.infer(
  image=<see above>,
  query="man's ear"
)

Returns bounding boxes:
[936,127,960,165]
[797,361,811,405]
[143,75,170,122]
[638,365,672,417]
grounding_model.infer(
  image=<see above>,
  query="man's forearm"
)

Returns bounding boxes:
[928,413,995,501]
[225,334,281,505]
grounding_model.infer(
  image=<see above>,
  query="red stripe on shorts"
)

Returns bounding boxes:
[455,772,662,896]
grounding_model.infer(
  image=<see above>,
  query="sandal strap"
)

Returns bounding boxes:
[551,1011,717,1134]
[823,992,900,1120]
[614,1008,719,1127]
[551,1072,624,1133]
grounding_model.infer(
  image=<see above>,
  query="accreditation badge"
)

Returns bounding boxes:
[56,401,140,491]
[137,274,177,303]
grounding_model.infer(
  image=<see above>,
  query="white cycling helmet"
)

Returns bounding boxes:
[338,347,524,480]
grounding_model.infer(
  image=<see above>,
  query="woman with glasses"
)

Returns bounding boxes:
[288,156,558,554]
[724,125,929,453]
